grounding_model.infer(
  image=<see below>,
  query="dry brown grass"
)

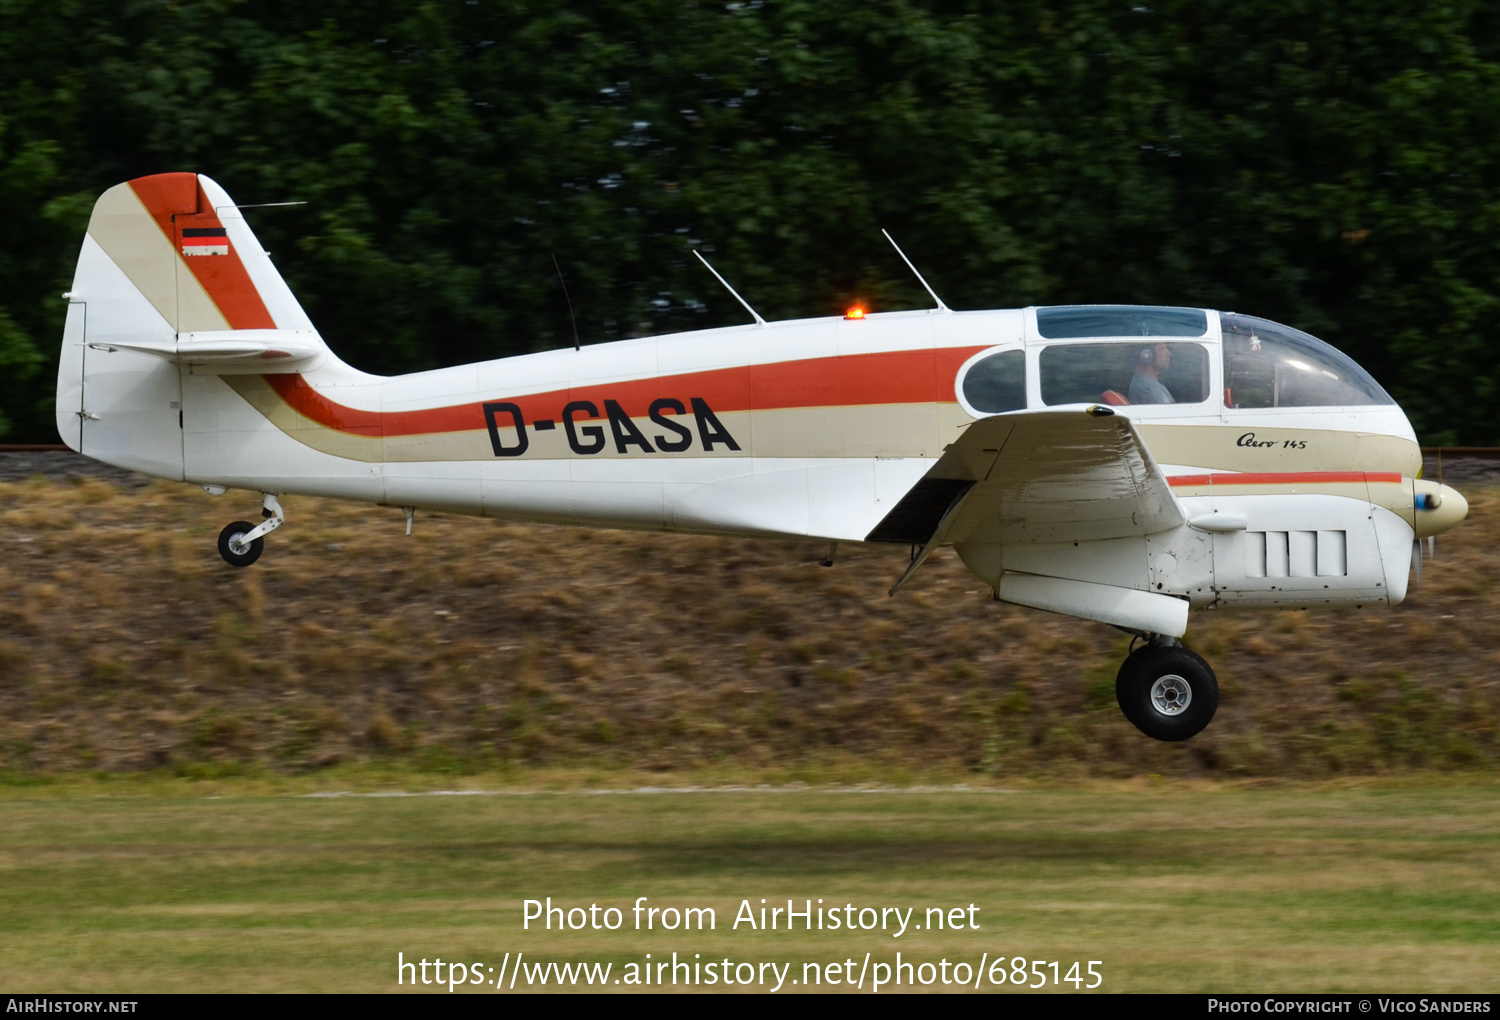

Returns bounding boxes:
[0,476,1497,777]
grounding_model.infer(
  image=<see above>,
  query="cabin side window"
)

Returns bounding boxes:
[1039,342,1210,406]
[1220,314,1395,408]
[960,348,1026,414]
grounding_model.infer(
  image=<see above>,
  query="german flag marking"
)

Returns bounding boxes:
[181,225,229,257]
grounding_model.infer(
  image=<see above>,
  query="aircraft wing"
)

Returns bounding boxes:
[869,407,1184,592]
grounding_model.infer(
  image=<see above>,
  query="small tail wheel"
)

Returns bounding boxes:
[217,520,264,568]
[1116,644,1219,741]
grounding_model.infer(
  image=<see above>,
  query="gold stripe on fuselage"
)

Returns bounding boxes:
[1137,423,1420,477]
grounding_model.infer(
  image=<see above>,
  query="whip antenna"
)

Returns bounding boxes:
[551,253,581,351]
[882,229,950,313]
[693,250,767,327]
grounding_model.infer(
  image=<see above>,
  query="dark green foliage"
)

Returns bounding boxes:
[3,0,1498,441]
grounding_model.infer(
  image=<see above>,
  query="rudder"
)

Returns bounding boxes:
[55,173,324,479]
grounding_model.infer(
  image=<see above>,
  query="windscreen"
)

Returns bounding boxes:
[1220,314,1394,407]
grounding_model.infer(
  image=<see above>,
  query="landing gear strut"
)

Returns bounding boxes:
[217,493,283,568]
[1116,638,1219,741]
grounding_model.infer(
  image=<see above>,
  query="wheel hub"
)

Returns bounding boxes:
[1150,674,1192,716]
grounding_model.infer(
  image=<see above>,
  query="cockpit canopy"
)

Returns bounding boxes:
[957,306,1395,413]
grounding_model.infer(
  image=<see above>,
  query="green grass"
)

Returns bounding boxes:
[0,776,1496,992]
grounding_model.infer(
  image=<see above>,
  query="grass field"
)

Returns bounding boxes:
[0,777,1496,993]
[2,470,1497,993]
[0,475,1498,778]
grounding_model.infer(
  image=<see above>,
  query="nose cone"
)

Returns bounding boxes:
[1413,481,1469,538]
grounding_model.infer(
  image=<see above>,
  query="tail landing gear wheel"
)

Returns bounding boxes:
[217,520,264,568]
[1116,644,1219,741]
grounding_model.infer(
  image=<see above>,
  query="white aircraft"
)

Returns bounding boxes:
[55,173,1469,741]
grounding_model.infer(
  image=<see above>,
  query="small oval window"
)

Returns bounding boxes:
[961,348,1026,414]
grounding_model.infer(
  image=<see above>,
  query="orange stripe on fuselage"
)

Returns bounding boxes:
[1168,471,1404,487]
[264,345,990,438]
[128,173,276,330]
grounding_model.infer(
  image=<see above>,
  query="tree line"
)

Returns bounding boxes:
[3,0,1498,443]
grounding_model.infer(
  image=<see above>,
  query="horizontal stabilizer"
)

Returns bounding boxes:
[87,329,324,374]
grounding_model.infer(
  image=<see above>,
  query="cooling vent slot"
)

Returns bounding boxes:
[1246,530,1347,578]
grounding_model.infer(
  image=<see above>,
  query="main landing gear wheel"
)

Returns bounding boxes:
[217,520,264,568]
[1116,644,1219,741]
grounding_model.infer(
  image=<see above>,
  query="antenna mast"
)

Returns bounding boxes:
[551,253,581,351]
[882,229,950,313]
[693,250,767,327]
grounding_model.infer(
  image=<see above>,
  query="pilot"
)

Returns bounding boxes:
[1129,343,1175,404]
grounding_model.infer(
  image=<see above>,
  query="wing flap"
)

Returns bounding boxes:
[998,573,1189,637]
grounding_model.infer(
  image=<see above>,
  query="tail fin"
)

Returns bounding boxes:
[55,173,325,477]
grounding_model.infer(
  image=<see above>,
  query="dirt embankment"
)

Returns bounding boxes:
[0,453,1496,778]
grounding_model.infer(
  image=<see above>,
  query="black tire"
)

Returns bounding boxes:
[1116,644,1219,741]
[217,520,264,568]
